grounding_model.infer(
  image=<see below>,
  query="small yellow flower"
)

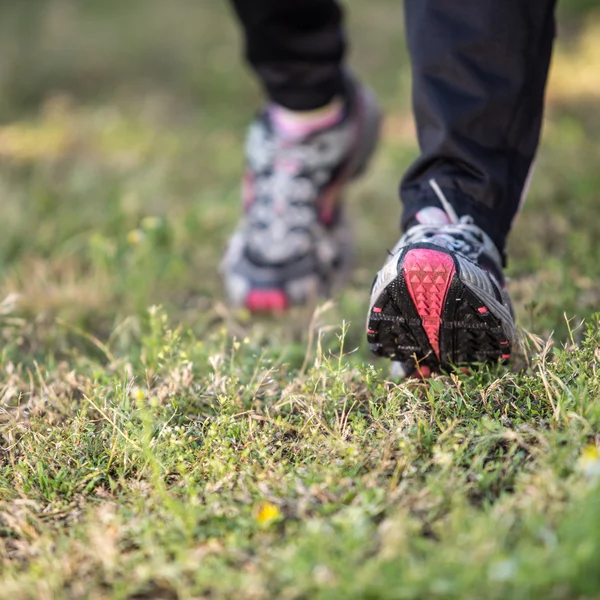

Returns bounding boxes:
[127,229,145,245]
[577,444,600,479]
[130,387,146,402]
[256,502,281,525]
[141,216,162,230]
[582,445,600,461]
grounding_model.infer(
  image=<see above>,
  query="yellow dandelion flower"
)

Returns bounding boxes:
[577,444,600,479]
[127,229,145,245]
[141,216,162,230]
[256,502,281,525]
[582,445,600,461]
[130,387,145,402]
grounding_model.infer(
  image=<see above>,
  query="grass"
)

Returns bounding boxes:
[0,2,600,598]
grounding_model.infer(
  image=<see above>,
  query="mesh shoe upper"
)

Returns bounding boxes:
[222,78,381,309]
[389,216,507,288]
[242,111,353,265]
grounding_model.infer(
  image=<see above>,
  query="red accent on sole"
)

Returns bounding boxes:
[478,306,489,314]
[367,329,375,334]
[403,249,456,360]
[502,353,511,360]
[408,365,432,380]
[416,365,432,379]
[246,289,289,312]
[373,307,382,313]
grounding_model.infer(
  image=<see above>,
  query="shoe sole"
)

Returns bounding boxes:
[367,245,513,374]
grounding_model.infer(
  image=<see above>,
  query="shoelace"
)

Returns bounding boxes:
[398,217,486,262]
[244,122,343,262]
[248,122,347,230]
[394,179,502,266]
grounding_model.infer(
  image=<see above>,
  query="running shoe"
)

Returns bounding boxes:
[222,77,381,312]
[367,180,517,378]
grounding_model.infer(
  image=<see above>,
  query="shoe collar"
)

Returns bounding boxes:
[397,179,504,269]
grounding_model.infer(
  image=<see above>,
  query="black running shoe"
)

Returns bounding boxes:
[367,180,516,378]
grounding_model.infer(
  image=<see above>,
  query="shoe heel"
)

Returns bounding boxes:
[403,249,455,360]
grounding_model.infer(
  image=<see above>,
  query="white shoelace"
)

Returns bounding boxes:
[393,179,502,266]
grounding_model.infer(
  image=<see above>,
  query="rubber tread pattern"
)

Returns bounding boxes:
[367,244,511,374]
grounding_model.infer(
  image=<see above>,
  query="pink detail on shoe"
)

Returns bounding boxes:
[500,340,509,346]
[242,172,255,211]
[270,101,344,140]
[373,307,382,313]
[246,289,289,313]
[279,158,301,174]
[502,353,511,360]
[367,329,375,334]
[478,306,489,314]
[403,249,455,360]
[318,176,346,226]
[415,206,453,226]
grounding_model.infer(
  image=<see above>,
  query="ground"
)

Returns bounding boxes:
[0,2,600,598]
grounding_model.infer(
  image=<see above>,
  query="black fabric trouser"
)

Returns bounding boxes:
[230,0,557,257]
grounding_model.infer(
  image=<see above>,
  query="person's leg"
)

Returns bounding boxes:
[223,0,381,311]
[368,0,557,376]
[401,0,557,258]
[229,0,346,111]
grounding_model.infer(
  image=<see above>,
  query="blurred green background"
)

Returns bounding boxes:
[0,0,599,359]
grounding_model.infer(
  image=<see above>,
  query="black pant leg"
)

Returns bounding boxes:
[230,0,346,110]
[401,0,557,255]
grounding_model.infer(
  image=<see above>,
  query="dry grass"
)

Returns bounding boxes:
[0,3,599,598]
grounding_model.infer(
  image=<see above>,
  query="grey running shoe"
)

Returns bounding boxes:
[367,180,516,378]
[222,77,381,312]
